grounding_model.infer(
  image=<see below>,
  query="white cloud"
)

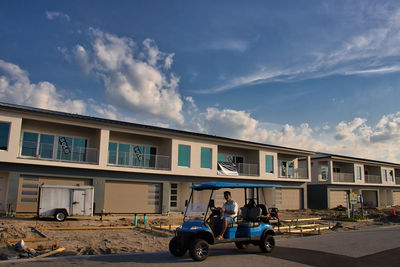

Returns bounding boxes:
[73,28,184,124]
[45,11,70,21]
[206,40,250,52]
[0,59,85,113]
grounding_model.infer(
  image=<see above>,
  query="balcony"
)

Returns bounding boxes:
[365,174,382,184]
[279,167,308,179]
[237,163,259,176]
[108,151,170,170]
[21,141,98,164]
[217,162,259,176]
[396,177,400,185]
[333,172,354,183]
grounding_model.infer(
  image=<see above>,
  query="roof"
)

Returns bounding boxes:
[0,102,314,155]
[190,182,281,190]
[312,153,400,167]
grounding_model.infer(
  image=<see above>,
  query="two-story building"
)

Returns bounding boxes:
[0,102,313,215]
[308,154,400,209]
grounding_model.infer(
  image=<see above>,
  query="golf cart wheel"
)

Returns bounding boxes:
[54,210,67,222]
[235,241,248,249]
[189,239,209,261]
[260,234,275,253]
[169,236,187,257]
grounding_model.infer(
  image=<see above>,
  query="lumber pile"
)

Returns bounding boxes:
[276,217,331,234]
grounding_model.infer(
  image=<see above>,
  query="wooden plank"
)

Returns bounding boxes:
[37,226,136,231]
[288,226,330,233]
[8,238,49,243]
[281,217,321,223]
[35,247,66,259]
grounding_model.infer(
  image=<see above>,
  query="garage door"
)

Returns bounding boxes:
[276,188,302,210]
[329,190,348,209]
[393,191,400,206]
[16,176,91,213]
[104,181,161,213]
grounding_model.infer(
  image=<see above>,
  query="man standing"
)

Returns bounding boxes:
[216,191,238,240]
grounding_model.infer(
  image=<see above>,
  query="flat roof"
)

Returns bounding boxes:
[0,102,314,155]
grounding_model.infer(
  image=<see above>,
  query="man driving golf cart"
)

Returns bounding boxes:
[169,182,281,261]
[209,191,238,240]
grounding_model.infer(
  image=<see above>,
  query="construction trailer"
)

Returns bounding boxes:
[38,184,94,221]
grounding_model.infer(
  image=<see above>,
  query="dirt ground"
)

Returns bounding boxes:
[1,207,399,260]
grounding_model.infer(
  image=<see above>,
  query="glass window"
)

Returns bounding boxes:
[178,144,190,167]
[39,134,54,159]
[217,154,225,162]
[57,136,72,160]
[321,166,328,180]
[118,143,130,165]
[356,167,362,180]
[201,147,212,169]
[384,170,388,182]
[108,142,117,164]
[72,137,87,162]
[0,122,10,150]
[132,145,145,167]
[21,132,38,157]
[265,155,274,173]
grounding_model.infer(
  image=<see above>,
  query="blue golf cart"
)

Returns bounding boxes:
[169,182,281,261]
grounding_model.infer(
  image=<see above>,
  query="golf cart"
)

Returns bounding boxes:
[169,182,281,261]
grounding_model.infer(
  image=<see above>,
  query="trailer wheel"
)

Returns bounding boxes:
[54,210,67,222]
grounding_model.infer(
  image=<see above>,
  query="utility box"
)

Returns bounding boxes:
[38,185,94,221]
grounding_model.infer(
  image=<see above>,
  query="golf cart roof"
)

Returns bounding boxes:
[191,182,281,191]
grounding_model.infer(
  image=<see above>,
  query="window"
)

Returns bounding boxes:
[217,154,225,162]
[333,167,341,173]
[170,183,178,208]
[39,134,54,159]
[132,145,157,167]
[118,143,130,165]
[0,122,10,150]
[279,160,294,177]
[178,144,190,167]
[265,155,274,173]
[108,142,117,164]
[390,170,394,182]
[321,166,328,180]
[21,132,39,157]
[201,147,212,169]
[356,166,362,180]
[72,137,87,162]
[384,170,388,182]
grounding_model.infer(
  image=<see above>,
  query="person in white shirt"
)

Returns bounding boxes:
[215,191,238,240]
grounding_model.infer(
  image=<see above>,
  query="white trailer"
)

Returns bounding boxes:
[38,184,94,221]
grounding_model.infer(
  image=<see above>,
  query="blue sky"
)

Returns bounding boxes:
[1,0,400,162]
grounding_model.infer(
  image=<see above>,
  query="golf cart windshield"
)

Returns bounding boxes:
[184,189,213,221]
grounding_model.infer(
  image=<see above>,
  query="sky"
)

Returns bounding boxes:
[1,0,400,162]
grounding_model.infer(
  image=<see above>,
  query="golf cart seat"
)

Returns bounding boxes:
[238,205,261,227]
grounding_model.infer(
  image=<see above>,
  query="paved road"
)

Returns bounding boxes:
[2,225,400,267]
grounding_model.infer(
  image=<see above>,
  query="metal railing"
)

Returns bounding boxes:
[279,167,308,179]
[108,151,171,170]
[237,163,259,176]
[365,174,382,184]
[21,141,98,163]
[333,172,354,183]
[396,177,400,185]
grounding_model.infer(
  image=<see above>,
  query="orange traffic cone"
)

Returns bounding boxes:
[391,208,396,216]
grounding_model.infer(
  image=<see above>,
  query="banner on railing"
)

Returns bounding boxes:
[217,162,239,176]
[133,145,143,161]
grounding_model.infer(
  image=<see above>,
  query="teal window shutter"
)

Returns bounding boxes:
[201,147,212,169]
[178,145,190,167]
[218,154,225,162]
[266,155,274,173]
[108,142,117,164]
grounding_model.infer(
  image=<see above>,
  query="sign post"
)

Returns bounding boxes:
[350,193,358,218]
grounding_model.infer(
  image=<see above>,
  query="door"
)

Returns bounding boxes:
[275,188,302,210]
[0,177,7,212]
[393,191,400,206]
[104,181,162,213]
[71,190,85,216]
[329,190,348,209]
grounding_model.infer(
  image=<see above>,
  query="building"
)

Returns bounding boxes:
[0,102,314,215]
[308,154,400,209]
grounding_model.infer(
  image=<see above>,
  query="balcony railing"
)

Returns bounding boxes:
[279,167,308,179]
[108,151,170,170]
[396,177,400,185]
[333,172,354,183]
[365,174,382,184]
[21,142,98,163]
[237,163,259,176]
